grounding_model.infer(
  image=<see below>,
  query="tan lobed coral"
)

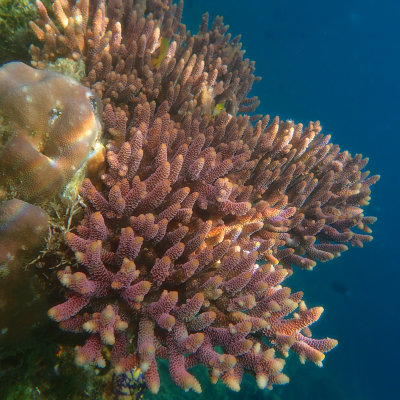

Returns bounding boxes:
[26,0,379,396]
[0,61,103,203]
[0,198,49,276]
[0,59,104,287]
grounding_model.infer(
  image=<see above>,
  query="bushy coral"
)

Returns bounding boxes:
[23,0,379,396]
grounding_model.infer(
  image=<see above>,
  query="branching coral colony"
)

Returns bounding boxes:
[3,0,379,395]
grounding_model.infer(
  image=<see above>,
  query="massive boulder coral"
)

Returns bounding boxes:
[27,0,379,395]
[0,199,49,275]
[0,61,102,203]
[0,60,104,283]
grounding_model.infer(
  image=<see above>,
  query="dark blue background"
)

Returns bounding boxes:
[182,1,398,399]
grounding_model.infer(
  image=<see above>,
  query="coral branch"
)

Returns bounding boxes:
[27,0,378,396]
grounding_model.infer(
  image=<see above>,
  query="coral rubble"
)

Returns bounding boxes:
[0,0,379,396]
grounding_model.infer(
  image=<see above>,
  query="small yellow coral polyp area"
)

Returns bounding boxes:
[0,61,102,203]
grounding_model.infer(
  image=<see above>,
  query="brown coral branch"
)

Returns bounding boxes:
[28,0,379,395]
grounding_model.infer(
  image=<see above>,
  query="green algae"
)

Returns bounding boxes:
[0,320,109,400]
[0,0,55,64]
[0,0,36,63]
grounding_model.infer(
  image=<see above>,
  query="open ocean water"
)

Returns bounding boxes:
[182,1,399,399]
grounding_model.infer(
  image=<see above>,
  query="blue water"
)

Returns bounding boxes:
[182,1,398,399]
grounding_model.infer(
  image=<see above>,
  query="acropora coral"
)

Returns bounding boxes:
[0,0,379,398]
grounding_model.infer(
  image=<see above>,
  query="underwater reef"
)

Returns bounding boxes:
[0,0,379,399]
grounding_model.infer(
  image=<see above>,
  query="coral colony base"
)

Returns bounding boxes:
[0,0,379,397]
